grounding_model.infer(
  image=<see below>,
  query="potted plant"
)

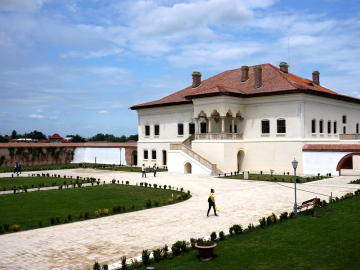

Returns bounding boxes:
[195,237,217,260]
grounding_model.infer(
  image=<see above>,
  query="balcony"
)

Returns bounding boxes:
[195,133,243,140]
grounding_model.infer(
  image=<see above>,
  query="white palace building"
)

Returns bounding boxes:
[131,63,360,176]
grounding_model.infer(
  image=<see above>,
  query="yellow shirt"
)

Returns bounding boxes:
[209,193,215,202]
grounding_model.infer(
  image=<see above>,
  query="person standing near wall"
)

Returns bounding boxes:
[207,189,218,217]
[17,162,21,174]
[142,164,147,178]
[153,163,157,177]
[14,161,18,174]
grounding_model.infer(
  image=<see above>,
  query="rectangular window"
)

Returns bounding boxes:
[343,126,346,134]
[189,123,195,135]
[152,150,156,160]
[357,123,359,134]
[178,123,184,135]
[277,119,286,133]
[200,122,207,133]
[328,121,331,133]
[319,120,323,133]
[145,125,150,136]
[334,122,337,134]
[312,119,316,133]
[262,120,270,133]
[342,115,347,124]
[154,125,159,136]
[144,150,148,160]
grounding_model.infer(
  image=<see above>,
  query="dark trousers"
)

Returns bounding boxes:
[17,167,21,174]
[207,201,216,216]
[14,167,17,173]
[154,170,156,177]
[142,171,146,177]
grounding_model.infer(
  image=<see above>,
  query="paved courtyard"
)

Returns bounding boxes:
[0,169,359,270]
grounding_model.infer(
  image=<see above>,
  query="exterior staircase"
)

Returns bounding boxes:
[170,134,222,176]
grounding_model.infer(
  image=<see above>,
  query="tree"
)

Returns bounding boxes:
[69,134,86,142]
[127,134,138,141]
[11,130,17,139]
[0,135,9,142]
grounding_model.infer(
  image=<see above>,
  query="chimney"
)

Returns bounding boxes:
[241,66,249,82]
[254,65,262,89]
[312,70,320,85]
[192,71,202,88]
[279,62,289,74]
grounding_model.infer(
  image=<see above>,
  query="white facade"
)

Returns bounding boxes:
[72,147,127,165]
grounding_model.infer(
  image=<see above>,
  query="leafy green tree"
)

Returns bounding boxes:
[0,135,9,142]
[11,130,17,139]
[69,134,86,142]
[127,134,138,141]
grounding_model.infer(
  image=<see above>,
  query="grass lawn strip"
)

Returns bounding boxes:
[219,173,329,183]
[0,185,189,232]
[112,191,360,270]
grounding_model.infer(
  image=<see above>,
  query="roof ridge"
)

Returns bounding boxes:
[268,64,303,89]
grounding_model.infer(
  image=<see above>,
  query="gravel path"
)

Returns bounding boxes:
[0,169,359,270]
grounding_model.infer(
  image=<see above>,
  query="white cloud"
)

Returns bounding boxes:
[80,125,94,129]
[53,111,60,114]
[0,112,8,117]
[50,116,58,120]
[29,114,44,118]
[99,110,111,114]
[36,109,43,113]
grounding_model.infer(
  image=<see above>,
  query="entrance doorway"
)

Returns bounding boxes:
[162,150,167,166]
[237,150,245,172]
[184,162,192,174]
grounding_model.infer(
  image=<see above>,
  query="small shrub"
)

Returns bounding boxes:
[164,185,167,189]
[154,184,157,188]
[12,224,20,232]
[93,261,101,270]
[162,244,169,258]
[84,211,90,219]
[289,212,295,218]
[229,226,234,236]
[146,199,151,208]
[38,220,43,227]
[172,241,183,256]
[154,201,159,207]
[121,256,127,270]
[210,231,217,241]
[113,206,117,213]
[153,249,162,262]
[50,217,55,225]
[4,223,10,232]
[79,212,83,219]
[102,264,108,270]
[56,216,60,223]
[219,231,225,240]
[142,249,150,266]
[190,238,196,249]
[131,204,135,210]
[233,224,242,235]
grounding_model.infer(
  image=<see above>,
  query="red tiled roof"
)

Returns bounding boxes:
[40,140,51,143]
[303,144,360,152]
[50,133,63,139]
[61,139,71,143]
[131,63,360,109]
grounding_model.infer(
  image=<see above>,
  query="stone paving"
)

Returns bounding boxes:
[0,169,359,270]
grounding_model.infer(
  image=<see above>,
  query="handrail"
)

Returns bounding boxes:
[195,133,243,140]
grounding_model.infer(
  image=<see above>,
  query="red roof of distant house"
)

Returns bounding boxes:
[50,134,63,139]
[131,63,360,109]
[61,139,71,143]
[40,140,51,143]
[303,144,360,152]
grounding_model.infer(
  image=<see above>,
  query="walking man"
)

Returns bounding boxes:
[207,188,218,217]
[142,164,147,178]
[14,161,18,174]
[17,162,21,174]
[153,163,157,177]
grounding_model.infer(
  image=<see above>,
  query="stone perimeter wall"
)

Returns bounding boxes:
[0,142,137,167]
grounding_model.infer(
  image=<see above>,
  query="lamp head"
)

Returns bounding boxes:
[292,158,298,169]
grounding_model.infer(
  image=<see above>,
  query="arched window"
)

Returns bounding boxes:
[342,115,347,124]
[189,123,195,135]
[334,121,337,134]
[154,124,160,136]
[178,123,184,135]
[311,119,316,133]
[277,119,286,133]
[319,120,323,134]
[262,120,270,134]
[145,125,150,136]
[328,121,331,133]
[143,150,148,160]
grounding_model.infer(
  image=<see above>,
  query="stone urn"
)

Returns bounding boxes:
[195,243,217,260]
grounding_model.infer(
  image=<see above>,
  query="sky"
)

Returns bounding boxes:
[1,0,360,138]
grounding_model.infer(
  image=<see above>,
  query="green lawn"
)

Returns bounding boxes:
[0,163,168,173]
[219,173,328,183]
[0,185,189,233]
[115,191,360,270]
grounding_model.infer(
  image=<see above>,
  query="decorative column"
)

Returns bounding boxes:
[207,117,212,134]
[231,117,235,133]
[221,116,226,133]
[195,117,200,134]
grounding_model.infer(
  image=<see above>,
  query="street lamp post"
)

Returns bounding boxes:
[292,158,298,216]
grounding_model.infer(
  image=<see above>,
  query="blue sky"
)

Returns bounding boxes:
[1,0,360,138]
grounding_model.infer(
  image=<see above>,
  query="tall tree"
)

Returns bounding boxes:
[11,130,17,139]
